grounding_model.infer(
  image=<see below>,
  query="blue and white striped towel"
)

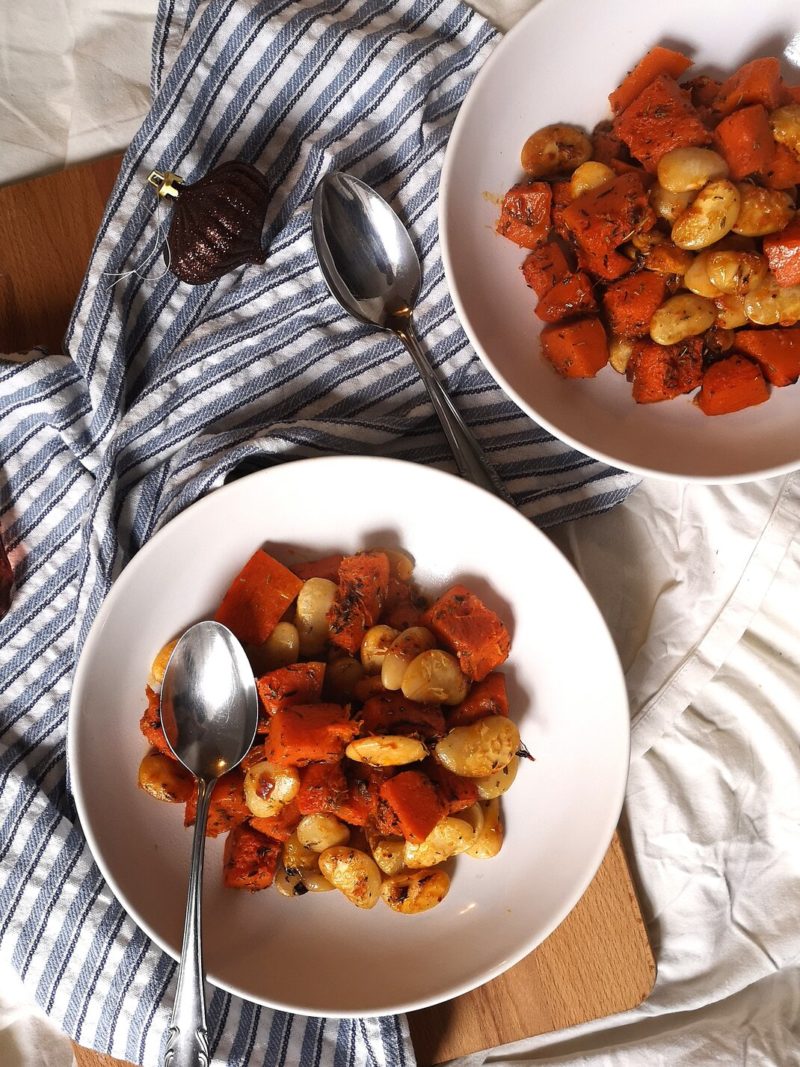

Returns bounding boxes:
[0,0,639,1063]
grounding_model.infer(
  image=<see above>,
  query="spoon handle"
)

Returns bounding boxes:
[163,778,215,1067]
[396,321,513,503]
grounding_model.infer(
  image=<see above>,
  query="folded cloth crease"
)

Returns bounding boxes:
[0,0,638,1064]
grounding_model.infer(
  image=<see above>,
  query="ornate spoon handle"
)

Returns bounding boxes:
[163,778,215,1067]
[394,318,513,504]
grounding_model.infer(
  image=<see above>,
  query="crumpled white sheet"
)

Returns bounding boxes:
[2,1,800,1064]
[0,0,154,185]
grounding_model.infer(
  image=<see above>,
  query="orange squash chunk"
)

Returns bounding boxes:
[602,272,667,339]
[713,58,785,116]
[423,585,510,682]
[521,241,571,298]
[732,329,800,387]
[447,672,509,729]
[713,104,775,180]
[264,703,359,767]
[608,45,693,115]
[139,685,174,759]
[762,217,800,287]
[378,770,447,844]
[628,339,703,404]
[540,317,610,379]
[256,662,326,721]
[249,799,302,842]
[327,551,391,654]
[613,74,711,172]
[535,271,598,323]
[697,355,770,416]
[223,824,282,891]
[496,182,552,249]
[215,548,303,645]
[184,769,250,837]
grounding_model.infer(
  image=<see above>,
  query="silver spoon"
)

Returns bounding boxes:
[311,171,511,502]
[160,620,259,1067]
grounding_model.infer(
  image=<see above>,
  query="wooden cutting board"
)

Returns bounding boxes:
[0,156,655,1066]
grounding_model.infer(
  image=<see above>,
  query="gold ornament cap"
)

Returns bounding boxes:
[147,170,184,198]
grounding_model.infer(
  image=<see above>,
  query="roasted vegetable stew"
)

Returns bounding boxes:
[138,546,525,914]
[497,48,800,415]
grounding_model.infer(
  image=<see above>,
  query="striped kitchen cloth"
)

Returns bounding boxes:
[0,0,639,1064]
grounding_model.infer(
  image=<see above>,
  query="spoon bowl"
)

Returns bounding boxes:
[159,620,258,1067]
[312,171,511,501]
[161,620,258,781]
[311,171,420,329]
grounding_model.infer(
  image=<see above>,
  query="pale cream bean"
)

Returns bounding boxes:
[381,626,437,691]
[649,183,694,224]
[404,816,476,868]
[458,802,485,838]
[257,621,300,671]
[684,251,721,298]
[714,293,749,329]
[300,869,335,892]
[649,293,717,345]
[148,636,180,689]
[296,813,351,852]
[733,185,794,237]
[769,104,800,156]
[294,577,337,656]
[434,715,520,778]
[319,847,382,909]
[401,649,469,706]
[474,755,520,800]
[346,735,427,767]
[282,832,321,873]
[360,624,399,674]
[569,160,615,199]
[381,868,450,914]
[465,798,504,859]
[375,547,415,581]
[657,147,729,192]
[706,251,768,296]
[243,761,300,819]
[137,751,194,803]
[275,866,305,897]
[671,179,741,249]
[368,835,406,876]
[743,279,800,326]
[521,123,592,178]
[608,337,636,375]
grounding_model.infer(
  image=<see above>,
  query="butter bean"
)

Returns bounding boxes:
[434,716,520,777]
[381,868,450,914]
[569,161,615,199]
[649,294,716,346]
[671,180,741,249]
[732,184,794,237]
[521,123,592,178]
[706,251,767,296]
[657,147,728,193]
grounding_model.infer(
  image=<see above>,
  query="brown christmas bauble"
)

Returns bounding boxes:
[148,161,270,285]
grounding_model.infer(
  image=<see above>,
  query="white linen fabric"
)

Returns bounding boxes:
[1,1,799,1066]
[0,0,636,1065]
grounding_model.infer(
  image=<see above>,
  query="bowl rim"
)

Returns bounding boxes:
[67,454,631,1017]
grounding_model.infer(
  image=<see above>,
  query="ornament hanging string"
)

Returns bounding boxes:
[99,173,175,292]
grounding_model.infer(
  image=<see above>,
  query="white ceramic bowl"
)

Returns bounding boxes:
[440,0,800,482]
[69,456,629,1018]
